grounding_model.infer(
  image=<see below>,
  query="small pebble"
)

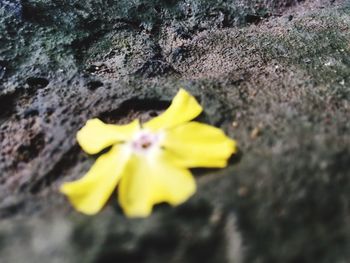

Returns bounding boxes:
[238,186,249,197]
[250,127,261,139]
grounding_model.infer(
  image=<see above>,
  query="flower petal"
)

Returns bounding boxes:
[163,122,237,168]
[60,146,129,215]
[118,152,196,217]
[144,89,202,131]
[77,118,140,154]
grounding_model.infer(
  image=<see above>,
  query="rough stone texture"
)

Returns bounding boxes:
[1,0,350,262]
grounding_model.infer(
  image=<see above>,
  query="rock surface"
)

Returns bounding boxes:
[1,0,350,262]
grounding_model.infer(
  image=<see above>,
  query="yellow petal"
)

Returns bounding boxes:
[77,118,140,154]
[60,146,129,215]
[163,122,237,168]
[118,152,196,217]
[144,89,202,131]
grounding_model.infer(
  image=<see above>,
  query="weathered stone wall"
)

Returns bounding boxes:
[1,0,350,262]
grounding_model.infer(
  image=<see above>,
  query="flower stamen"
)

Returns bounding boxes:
[131,130,163,154]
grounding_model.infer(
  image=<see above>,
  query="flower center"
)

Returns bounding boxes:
[131,130,162,154]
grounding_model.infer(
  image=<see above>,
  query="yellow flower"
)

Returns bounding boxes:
[60,89,237,217]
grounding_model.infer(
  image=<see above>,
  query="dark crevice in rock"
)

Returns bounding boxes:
[244,13,269,24]
[0,197,24,219]
[21,1,53,25]
[22,108,39,118]
[99,98,170,124]
[26,77,49,89]
[87,80,103,90]
[0,90,23,121]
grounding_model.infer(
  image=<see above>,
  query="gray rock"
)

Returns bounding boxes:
[1,0,350,262]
